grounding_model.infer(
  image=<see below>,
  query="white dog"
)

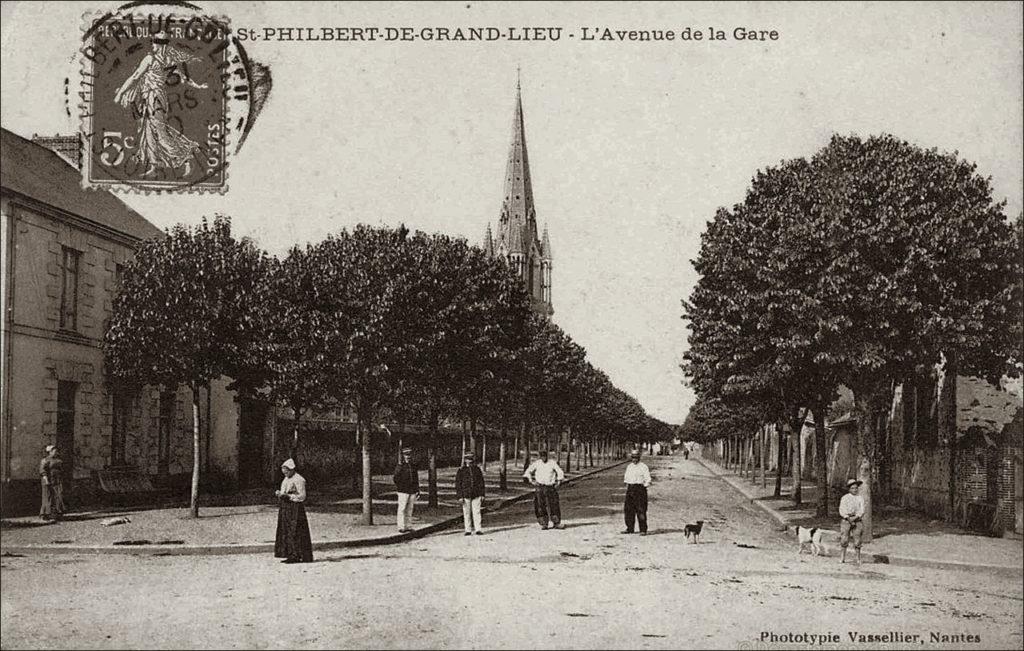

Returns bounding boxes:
[796,526,832,556]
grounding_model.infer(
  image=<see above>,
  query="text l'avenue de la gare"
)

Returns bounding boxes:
[234,25,780,43]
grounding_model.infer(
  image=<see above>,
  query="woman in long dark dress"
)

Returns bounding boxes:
[274,458,313,563]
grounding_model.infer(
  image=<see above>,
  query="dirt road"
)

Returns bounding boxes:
[2,458,1020,649]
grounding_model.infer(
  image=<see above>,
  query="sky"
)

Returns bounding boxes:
[2,1,1022,424]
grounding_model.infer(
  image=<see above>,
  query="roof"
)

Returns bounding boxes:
[1,128,163,241]
[483,222,494,256]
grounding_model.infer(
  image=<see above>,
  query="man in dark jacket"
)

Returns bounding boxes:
[455,452,486,536]
[393,447,419,533]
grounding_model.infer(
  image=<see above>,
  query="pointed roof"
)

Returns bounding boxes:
[541,225,552,261]
[483,222,495,256]
[507,223,525,255]
[499,74,536,243]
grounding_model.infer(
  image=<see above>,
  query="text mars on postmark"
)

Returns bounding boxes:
[79,12,232,193]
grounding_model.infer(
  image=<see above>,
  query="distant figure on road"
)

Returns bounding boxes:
[683,447,690,460]
[622,449,652,535]
[524,449,566,530]
[839,478,865,564]
[274,458,313,564]
[393,447,420,533]
[39,445,66,523]
[455,452,486,536]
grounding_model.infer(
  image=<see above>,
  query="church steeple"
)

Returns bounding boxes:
[499,72,537,243]
[489,72,553,319]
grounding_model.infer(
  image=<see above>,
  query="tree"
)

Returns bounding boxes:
[400,234,530,504]
[105,216,269,517]
[261,244,334,465]
[806,135,1021,538]
[684,133,1021,538]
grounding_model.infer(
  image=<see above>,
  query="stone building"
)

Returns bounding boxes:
[0,128,245,514]
[483,76,554,319]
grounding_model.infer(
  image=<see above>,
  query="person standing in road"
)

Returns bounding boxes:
[622,449,652,535]
[839,478,865,564]
[523,449,566,530]
[393,447,420,533]
[274,458,313,564]
[39,445,66,523]
[455,452,486,536]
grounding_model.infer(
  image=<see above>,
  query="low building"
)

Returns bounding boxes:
[0,128,245,514]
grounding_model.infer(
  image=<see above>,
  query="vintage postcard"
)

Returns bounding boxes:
[1,2,1022,650]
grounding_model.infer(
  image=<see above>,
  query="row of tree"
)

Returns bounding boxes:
[105,220,671,520]
[682,134,1023,540]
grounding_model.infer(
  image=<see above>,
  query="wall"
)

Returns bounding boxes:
[888,369,1022,533]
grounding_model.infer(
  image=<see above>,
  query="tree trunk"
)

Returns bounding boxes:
[522,422,531,470]
[761,426,767,489]
[566,429,572,472]
[499,422,508,491]
[291,412,301,466]
[359,413,373,525]
[792,430,802,505]
[813,406,829,517]
[427,410,439,508]
[470,417,478,458]
[482,431,488,472]
[189,383,201,518]
[852,386,888,544]
[749,436,757,484]
[774,424,784,498]
[514,428,520,464]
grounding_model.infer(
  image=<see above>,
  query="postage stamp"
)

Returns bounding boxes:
[79,12,232,193]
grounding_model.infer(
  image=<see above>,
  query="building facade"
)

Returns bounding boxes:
[484,77,554,319]
[0,129,245,514]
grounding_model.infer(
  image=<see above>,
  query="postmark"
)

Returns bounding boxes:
[79,10,237,193]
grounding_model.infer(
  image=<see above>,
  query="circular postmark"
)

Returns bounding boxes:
[78,4,258,193]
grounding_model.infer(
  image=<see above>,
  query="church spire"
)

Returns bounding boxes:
[499,70,536,241]
[489,71,552,319]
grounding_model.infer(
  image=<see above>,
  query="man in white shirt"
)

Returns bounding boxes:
[838,478,866,564]
[622,449,652,535]
[523,449,566,530]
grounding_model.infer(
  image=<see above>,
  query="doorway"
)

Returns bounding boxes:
[56,381,77,489]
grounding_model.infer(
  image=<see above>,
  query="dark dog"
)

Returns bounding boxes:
[683,520,704,543]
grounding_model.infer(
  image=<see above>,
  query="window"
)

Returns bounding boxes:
[158,390,174,474]
[111,391,131,466]
[60,247,81,330]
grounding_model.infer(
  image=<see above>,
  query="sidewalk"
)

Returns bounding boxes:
[698,456,1023,576]
[0,457,626,556]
